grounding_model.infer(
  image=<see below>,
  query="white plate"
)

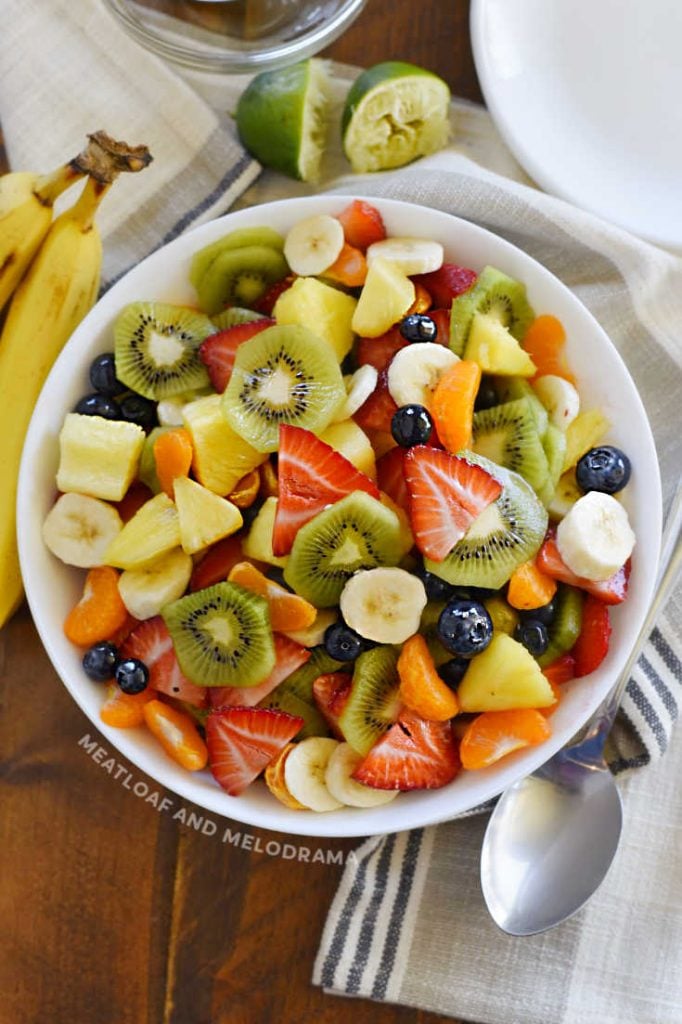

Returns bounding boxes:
[471,0,682,251]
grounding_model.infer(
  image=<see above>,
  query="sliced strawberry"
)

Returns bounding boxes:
[312,672,352,738]
[403,446,503,562]
[428,308,452,346]
[536,532,630,605]
[116,481,154,523]
[376,445,410,514]
[352,708,460,790]
[121,617,207,707]
[352,370,398,434]
[189,535,245,592]
[253,275,296,315]
[572,596,612,677]
[208,634,311,709]
[272,424,380,556]
[206,706,304,796]
[199,318,275,393]
[336,199,386,251]
[412,264,477,308]
[357,327,407,372]
[542,652,576,686]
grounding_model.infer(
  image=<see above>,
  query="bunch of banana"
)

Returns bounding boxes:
[0,132,152,629]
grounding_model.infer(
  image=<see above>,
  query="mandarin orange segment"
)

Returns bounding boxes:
[324,242,368,287]
[459,708,551,770]
[431,359,481,452]
[522,315,576,384]
[100,682,157,728]
[264,742,307,809]
[406,282,432,315]
[538,678,562,717]
[397,634,459,722]
[63,566,128,646]
[228,560,317,632]
[153,427,193,499]
[259,459,279,498]
[228,469,260,509]
[507,559,557,610]
[143,699,208,771]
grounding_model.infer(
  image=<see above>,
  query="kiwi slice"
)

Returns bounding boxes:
[537,585,583,667]
[196,245,289,316]
[276,646,345,702]
[114,302,213,400]
[472,397,550,493]
[283,492,404,607]
[162,581,275,687]
[211,307,267,330]
[222,324,345,453]
[537,423,568,507]
[190,227,285,293]
[260,688,329,739]
[493,377,548,437]
[424,452,548,590]
[337,646,402,756]
[450,266,535,356]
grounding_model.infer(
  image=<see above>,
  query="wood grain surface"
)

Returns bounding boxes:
[0,4,483,1022]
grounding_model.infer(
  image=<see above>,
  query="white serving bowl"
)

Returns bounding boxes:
[18,196,661,838]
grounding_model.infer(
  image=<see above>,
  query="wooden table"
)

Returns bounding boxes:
[0,4,483,1021]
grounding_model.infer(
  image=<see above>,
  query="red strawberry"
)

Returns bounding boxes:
[336,199,386,251]
[206,706,304,796]
[208,634,311,709]
[272,425,380,556]
[352,370,398,434]
[536,532,630,605]
[199,318,275,392]
[116,481,154,523]
[376,445,410,514]
[357,327,407,372]
[121,617,207,707]
[403,447,503,562]
[412,264,477,308]
[352,709,460,790]
[572,596,612,677]
[428,308,452,345]
[542,653,576,686]
[189,535,245,592]
[253,275,296,315]
[312,672,352,738]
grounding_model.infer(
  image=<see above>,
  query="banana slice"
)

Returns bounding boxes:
[283,737,344,812]
[42,492,122,568]
[283,214,344,276]
[331,365,379,423]
[340,566,427,644]
[366,237,443,276]
[118,546,192,620]
[533,375,580,430]
[556,491,635,581]
[264,743,307,810]
[157,397,187,427]
[387,342,459,409]
[325,742,398,808]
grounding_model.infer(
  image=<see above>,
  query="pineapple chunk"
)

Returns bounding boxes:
[182,394,266,495]
[351,258,415,338]
[379,493,414,557]
[174,475,243,555]
[562,409,610,472]
[242,496,287,568]
[464,313,537,377]
[104,492,180,570]
[457,633,556,712]
[318,419,377,480]
[56,413,145,502]
[274,277,357,361]
[548,469,583,521]
[118,547,192,620]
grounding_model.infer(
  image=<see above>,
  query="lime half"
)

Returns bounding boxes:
[236,58,329,182]
[342,61,451,173]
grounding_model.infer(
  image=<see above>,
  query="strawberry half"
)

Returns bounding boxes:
[208,634,311,709]
[312,672,352,738]
[352,370,398,434]
[272,425,380,556]
[336,199,386,251]
[572,596,612,677]
[536,531,630,605]
[199,318,274,393]
[121,617,207,707]
[253,275,296,315]
[403,446,503,562]
[357,327,407,372]
[352,709,460,790]
[376,445,410,515]
[427,308,452,346]
[412,264,477,308]
[189,535,245,593]
[541,653,576,686]
[206,706,304,796]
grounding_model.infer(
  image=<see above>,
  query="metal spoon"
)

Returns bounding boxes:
[480,484,682,936]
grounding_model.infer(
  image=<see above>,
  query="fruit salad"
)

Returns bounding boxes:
[41,199,637,813]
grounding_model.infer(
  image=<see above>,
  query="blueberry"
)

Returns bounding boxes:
[119,394,158,431]
[438,657,470,690]
[240,499,264,530]
[521,599,555,626]
[324,621,365,662]
[514,619,549,657]
[416,566,455,602]
[391,404,433,448]
[399,314,437,343]
[74,393,120,419]
[82,641,120,682]
[89,352,123,396]
[576,446,631,495]
[266,566,293,592]
[437,599,493,656]
[115,658,149,694]
[474,378,499,411]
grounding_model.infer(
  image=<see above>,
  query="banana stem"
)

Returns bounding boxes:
[67,175,113,233]
[33,162,84,206]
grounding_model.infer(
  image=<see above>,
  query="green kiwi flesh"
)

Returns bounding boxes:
[450,265,535,356]
[283,492,404,607]
[259,688,328,739]
[114,302,213,400]
[537,585,583,667]
[162,581,275,687]
[190,227,285,292]
[222,324,345,453]
[211,307,267,330]
[337,646,402,756]
[275,647,345,702]
[472,397,549,493]
[537,423,567,507]
[196,245,289,316]
[493,377,549,437]
[424,452,548,590]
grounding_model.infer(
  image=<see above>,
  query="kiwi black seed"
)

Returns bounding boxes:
[283,491,404,607]
[189,227,285,293]
[424,452,548,590]
[337,646,402,756]
[222,323,345,453]
[473,397,550,493]
[195,245,289,316]
[162,581,275,687]
[114,301,213,400]
[449,265,535,356]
